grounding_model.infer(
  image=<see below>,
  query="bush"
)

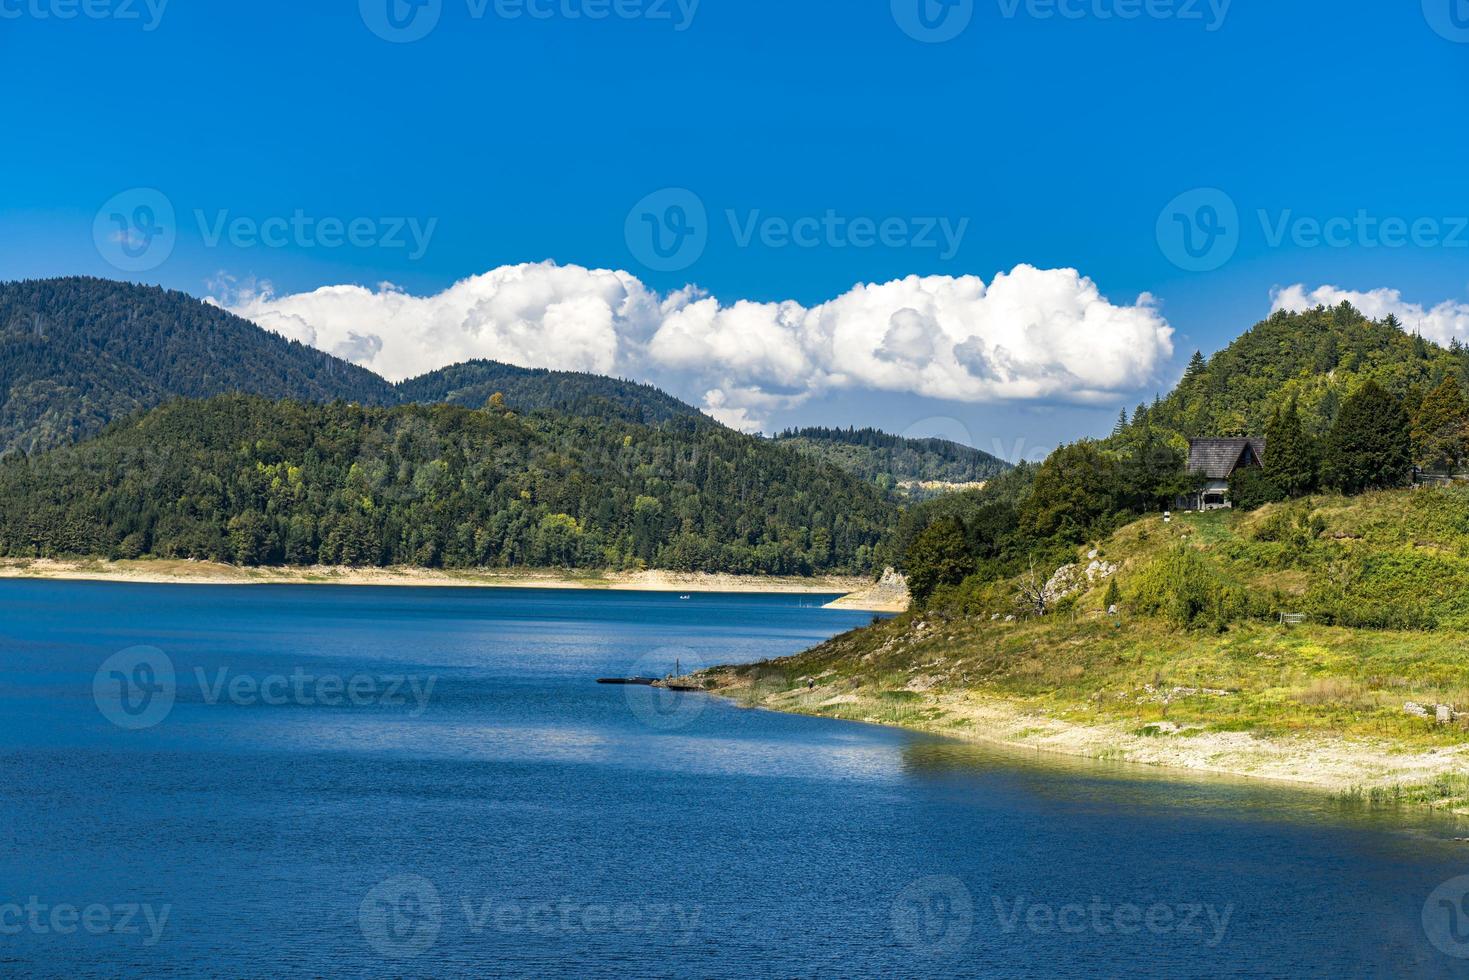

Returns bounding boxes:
[1228,466,1285,512]
[1130,543,1251,627]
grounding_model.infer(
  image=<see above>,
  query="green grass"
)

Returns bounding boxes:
[712,487,1469,750]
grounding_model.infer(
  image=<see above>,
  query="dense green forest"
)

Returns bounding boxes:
[1125,303,1469,441]
[773,426,1010,494]
[0,395,895,574]
[396,359,703,425]
[0,277,391,455]
[896,303,1469,608]
[0,277,710,456]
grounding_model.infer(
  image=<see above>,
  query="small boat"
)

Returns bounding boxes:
[596,677,658,686]
[679,594,692,600]
[663,683,702,693]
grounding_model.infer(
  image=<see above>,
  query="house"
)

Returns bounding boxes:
[1181,437,1266,511]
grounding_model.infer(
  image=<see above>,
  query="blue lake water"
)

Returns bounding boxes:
[2,579,1469,977]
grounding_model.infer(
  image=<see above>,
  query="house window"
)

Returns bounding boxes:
[1204,493,1226,507]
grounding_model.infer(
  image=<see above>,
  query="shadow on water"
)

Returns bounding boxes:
[895,734,1469,843]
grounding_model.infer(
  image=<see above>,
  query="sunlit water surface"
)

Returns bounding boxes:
[2,580,1467,977]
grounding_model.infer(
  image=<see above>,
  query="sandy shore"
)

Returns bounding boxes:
[0,557,905,608]
[704,673,1469,802]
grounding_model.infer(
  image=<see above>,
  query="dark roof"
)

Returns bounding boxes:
[1187,438,1266,480]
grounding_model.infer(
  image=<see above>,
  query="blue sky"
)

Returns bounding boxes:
[3,0,1469,457]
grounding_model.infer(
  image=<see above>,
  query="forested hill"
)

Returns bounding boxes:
[0,277,708,456]
[1129,303,1469,440]
[0,396,895,574]
[396,360,704,425]
[0,277,393,455]
[774,426,1010,494]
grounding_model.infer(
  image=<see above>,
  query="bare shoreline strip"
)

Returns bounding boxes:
[0,558,907,610]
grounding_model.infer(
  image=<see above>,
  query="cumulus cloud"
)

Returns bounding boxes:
[210,261,1175,431]
[1271,284,1469,347]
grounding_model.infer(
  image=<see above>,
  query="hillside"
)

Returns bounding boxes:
[0,395,895,575]
[700,488,1469,800]
[0,277,393,455]
[773,426,1010,496]
[397,360,704,424]
[1136,302,1469,440]
[0,277,709,456]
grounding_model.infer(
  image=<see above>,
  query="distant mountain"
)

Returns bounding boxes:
[0,277,708,456]
[0,277,393,455]
[396,360,704,425]
[0,395,894,575]
[1136,303,1469,439]
[773,426,1011,496]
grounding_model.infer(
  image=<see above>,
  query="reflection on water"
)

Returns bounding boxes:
[2,579,1469,977]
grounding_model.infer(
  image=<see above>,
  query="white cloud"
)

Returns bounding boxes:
[210,260,1175,431]
[1271,284,1469,347]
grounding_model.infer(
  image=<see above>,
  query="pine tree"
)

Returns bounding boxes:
[1264,398,1318,497]
[1323,381,1413,494]
[1112,409,1129,437]
[1411,377,1469,472]
[1183,351,1206,383]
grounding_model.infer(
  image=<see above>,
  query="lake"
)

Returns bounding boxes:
[1,579,1467,978]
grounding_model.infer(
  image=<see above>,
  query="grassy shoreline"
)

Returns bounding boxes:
[0,557,908,609]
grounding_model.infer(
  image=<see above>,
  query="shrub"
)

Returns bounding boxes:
[1130,543,1249,627]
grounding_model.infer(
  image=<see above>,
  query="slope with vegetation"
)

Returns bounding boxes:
[0,395,895,575]
[0,277,712,457]
[773,426,1010,497]
[704,490,1469,799]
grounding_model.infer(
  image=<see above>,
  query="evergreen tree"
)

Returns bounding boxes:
[1112,409,1129,437]
[903,517,972,607]
[1263,398,1317,497]
[1183,351,1207,382]
[1322,381,1413,494]
[1411,377,1469,472]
